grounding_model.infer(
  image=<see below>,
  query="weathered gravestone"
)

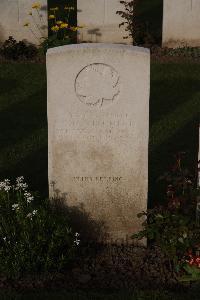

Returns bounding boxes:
[77,0,132,44]
[163,0,200,48]
[0,0,47,45]
[47,44,150,244]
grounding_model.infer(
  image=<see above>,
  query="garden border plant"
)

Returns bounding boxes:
[23,1,78,53]
[116,0,157,46]
[0,36,38,61]
[0,176,80,279]
[133,152,200,283]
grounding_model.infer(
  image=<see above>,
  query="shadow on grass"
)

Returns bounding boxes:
[0,64,47,196]
[0,77,19,96]
[0,89,46,150]
[150,78,200,124]
[148,62,200,207]
[0,135,48,197]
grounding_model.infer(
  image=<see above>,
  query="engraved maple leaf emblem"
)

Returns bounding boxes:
[75,64,120,107]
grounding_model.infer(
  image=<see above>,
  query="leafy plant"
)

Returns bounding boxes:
[116,0,136,44]
[23,1,78,52]
[116,0,159,46]
[43,3,78,51]
[0,177,79,279]
[0,36,38,60]
[133,153,200,282]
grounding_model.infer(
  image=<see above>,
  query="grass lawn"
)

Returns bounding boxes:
[0,63,47,196]
[0,61,199,203]
[149,61,199,207]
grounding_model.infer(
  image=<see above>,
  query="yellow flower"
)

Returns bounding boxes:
[49,14,55,19]
[56,21,63,25]
[32,2,41,9]
[60,23,68,29]
[50,7,59,11]
[23,22,30,27]
[51,25,59,32]
[70,26,78,32]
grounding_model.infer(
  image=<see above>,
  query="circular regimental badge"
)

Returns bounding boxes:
[75,63,120,107]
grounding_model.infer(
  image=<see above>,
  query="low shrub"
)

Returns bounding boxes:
[0,177,79,279]
[116,0,153,46]
[133,152,200,282]
[116,0,136,44]
[0,36,38,61]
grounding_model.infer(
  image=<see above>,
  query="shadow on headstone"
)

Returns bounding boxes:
[86,28,102,42]
[0,23,5,43]
[87,28,102,37]
[50,186,108,244]
[41,4,47,11]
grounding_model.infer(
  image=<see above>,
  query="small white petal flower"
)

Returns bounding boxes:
[74,239,80,246]
[16,176,24,183]
[24,192,31,197]
[0,179,11,192]
[32,210,37,215]
[0,182,5,189]
[3,237,6,241]
[27,196,34,203]
[20,183,28,190]
[74,233,80,246]
[4,185,11,192]
[12,203,19,211]
[24,192,34,203]
[26,213,33,220]
[15,176,28,190]
[4,179,10,184]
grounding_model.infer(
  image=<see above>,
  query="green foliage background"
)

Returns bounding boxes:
[136,0,163,44]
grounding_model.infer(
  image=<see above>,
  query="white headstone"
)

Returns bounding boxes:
[47,44,150,244]
[163,0,200,48]
[0,0,48,45]
[77,0,132,44]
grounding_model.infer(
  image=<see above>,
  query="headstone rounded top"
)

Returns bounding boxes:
[47,43,150,56]
[75,63,120,107]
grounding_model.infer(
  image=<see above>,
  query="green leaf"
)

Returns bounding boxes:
[183,264,200,278]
